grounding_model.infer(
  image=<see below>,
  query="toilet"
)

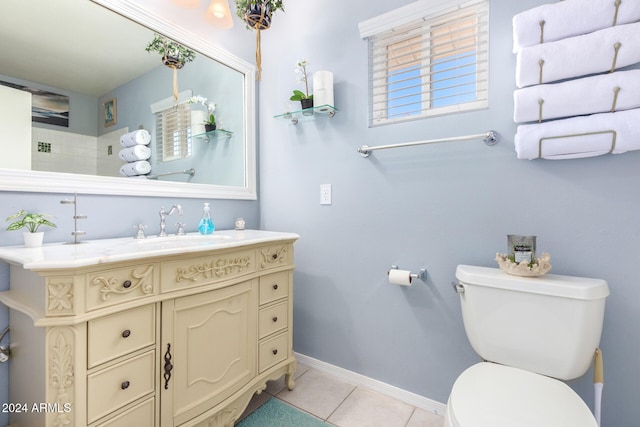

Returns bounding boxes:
[445,265,609,427]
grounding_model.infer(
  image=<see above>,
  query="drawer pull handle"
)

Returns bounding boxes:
[272,316,278,322]
[272,253,278,260]
[272,349,278,355]
[121,380,130,390]
[272,284,279,290]
[121,329,131,338]
[164,344,173,390]
[122,280,132,289]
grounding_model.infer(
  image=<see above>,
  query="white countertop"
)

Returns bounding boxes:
[0,230,299,270]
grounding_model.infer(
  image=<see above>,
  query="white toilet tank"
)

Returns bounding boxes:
[455,265,609,380]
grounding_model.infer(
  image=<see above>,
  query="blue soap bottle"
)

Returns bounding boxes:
[198,202,215,235]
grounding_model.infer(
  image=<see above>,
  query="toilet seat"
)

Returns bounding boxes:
[446,362,597,427]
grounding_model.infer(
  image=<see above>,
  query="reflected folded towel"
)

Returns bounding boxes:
[120,129,151,147]
[515,108,640,160]
[118,145,151,162]
[516,22,640,88]
[513,0,640,53]
[119,160,152,176]
[514,70,640,123]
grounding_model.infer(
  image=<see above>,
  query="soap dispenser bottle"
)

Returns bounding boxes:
[198,202,215,235]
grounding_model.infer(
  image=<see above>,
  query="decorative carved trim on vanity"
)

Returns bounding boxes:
[47,279,74,315]
[48,327,75,427]
[92,265,154,301]
[176,256,252,283]
[260,246,288,269]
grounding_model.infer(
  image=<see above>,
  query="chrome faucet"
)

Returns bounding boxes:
[159,204,183,237]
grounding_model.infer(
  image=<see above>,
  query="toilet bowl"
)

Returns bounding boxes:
[446,265,609,427]
[444,363,597,427]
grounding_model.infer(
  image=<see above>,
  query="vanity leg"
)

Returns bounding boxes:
[285,360,297,390]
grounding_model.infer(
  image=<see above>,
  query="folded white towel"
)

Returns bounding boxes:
[514,69,640,123]
[118,145,151,162]
[119,160,152,176]
[513,0,640,53]
[516,22,640,88]
[120,129,151,147]
[515,108,640,160]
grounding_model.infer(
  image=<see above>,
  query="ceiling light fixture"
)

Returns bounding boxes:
[206,0,234,29]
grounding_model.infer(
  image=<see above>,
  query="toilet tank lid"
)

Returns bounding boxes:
[456,265,609,300]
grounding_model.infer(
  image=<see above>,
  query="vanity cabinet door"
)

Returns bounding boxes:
[160,279,258,426]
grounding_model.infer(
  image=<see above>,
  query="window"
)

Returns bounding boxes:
[360,0,489,126]
[150,91,193,163]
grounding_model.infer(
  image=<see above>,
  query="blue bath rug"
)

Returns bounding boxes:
[236,398,326,427]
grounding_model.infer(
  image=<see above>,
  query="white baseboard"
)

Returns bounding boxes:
[294,352,448,417]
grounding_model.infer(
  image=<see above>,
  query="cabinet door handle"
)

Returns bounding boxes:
[272,284,279,290]
[164,343,173,390]
[122,280,132,289]
[272,349,278,355]
[121,380,130,390]
[272,316,278,323]
[121,329,131,338]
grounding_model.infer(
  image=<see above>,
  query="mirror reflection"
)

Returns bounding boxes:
[0,0,249,190]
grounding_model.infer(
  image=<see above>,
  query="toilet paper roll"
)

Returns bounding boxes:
[313,71,334,109]
[119,160,152,177]
[120,129,151,147]
[388,269,413,286]
[118,145,151,162]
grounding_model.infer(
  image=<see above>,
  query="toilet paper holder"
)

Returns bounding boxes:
[389,265,428,281]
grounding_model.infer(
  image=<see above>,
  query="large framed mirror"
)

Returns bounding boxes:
[0,0,256,199]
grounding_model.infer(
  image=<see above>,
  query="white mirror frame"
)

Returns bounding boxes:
[0,0,256,200]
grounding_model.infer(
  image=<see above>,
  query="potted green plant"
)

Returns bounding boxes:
[290,59,313,114]
[234,0,285,79]
[204,113,217,132]
[6,210,56,247]
[145,33,196,69]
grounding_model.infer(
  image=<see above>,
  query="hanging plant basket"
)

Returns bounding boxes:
[162,56,185,70]
[244,3,272,29]
[235,0,285,80]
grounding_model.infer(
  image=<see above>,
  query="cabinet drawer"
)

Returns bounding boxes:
[87,264,156,310]
[87,350,155,424]
[88,305,156,368]
[259,332,288,373]
[161,249,255,292]
[259,271,289,305]
[259,244,292,270]
[259,301,288,339]
[94,397,154,427]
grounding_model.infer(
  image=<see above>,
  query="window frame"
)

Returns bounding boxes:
[360,0,489,127]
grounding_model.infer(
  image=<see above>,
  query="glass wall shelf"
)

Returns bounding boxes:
[193,128,233,142]
[274,104,338,125]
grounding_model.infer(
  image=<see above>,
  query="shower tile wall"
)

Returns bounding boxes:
[31,127,127,177]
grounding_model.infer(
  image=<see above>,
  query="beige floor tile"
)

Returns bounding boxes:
[276,369,356,420]
[265,363,311,395]
[327,387,414,427]
[406,407,445,427]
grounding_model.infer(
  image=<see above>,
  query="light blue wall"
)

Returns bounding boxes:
[1,1,639,426]
[257,0,639,426]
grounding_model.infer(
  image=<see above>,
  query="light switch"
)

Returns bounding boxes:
[320,184,332,205]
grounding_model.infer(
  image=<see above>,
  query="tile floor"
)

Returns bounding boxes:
[240,363,445,427]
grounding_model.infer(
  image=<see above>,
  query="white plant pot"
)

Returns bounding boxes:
[23,232,44,248]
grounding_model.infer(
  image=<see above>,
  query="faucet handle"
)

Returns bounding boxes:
[134,224,147,239]
[176,222,186,236]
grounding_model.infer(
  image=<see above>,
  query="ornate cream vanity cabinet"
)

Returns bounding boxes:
[0,230,299,427]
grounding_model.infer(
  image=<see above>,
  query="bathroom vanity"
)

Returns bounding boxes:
[0,230,298,427]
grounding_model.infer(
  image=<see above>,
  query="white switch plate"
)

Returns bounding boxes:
[320,184,332,205]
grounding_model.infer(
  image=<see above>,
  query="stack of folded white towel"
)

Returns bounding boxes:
[118,129,152,176]
[512,0,640,160]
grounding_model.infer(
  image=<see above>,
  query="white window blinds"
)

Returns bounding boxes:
[150,91,193,162]
[360,0,489,126]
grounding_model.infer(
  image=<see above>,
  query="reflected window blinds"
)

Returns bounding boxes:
[155,102,192,162]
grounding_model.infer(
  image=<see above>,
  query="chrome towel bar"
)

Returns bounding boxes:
[357,130,499,158]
